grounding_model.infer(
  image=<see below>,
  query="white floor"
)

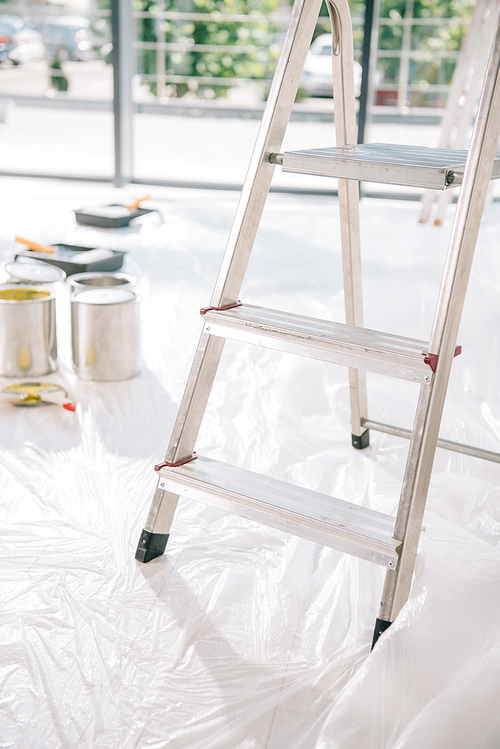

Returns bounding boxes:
[0,101,471,194]
[0,177,500,748]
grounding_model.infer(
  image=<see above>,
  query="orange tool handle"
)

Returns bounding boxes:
[15,236,55,255]
[125,195,150,211]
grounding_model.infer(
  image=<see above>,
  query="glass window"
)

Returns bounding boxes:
[0,1,114,178]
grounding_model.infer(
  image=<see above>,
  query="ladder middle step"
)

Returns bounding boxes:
[202,303,432,384]
[157,456,399,568]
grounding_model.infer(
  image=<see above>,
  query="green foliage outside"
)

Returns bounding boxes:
[135,0,284,98]
[135,0,474,101]
[377,0,474,103]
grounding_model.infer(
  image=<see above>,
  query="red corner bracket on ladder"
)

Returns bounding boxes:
[154,454,197,470]
[200,301,242,315]
[422,346,462,372]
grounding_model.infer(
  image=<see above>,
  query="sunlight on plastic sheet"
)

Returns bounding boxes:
[0,179,499,748]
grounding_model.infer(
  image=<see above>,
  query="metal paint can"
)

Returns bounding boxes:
[68,271,135,292]
[0,285,57,377]
[71,287,141,381]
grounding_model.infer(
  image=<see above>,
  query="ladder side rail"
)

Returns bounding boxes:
[419,0,490,224]
[136,0,324,561]
[449,0,499,151]
[164,0,322,465]
[438,0,490,150]
[327,0,369,443]
[211,0,323,307]
[376,9,500,633]
[433,3,500,227]
[428,14,500,359]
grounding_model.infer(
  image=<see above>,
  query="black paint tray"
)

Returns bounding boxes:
[75,205,154,228]
[15,243,126,276]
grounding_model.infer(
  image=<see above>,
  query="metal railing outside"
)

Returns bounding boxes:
[375,13,468,110]
[130,2,468,111]
[0,0,472,188]
[131,8,363,100]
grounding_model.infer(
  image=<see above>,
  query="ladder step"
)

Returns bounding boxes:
[202,303,432,384]
[280,143,500,189]
[157,456,399,568]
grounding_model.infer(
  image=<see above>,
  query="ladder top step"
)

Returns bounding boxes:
[157,456,399,568]
[280,143,500,189]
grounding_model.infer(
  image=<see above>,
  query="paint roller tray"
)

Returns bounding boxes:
[75,205,154,228]
[15,244,126,276]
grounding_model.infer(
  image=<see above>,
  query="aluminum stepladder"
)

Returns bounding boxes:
[136,0,500,647]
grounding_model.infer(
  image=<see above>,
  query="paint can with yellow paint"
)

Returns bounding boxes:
[71,288,140,381]
[0,286,57,377]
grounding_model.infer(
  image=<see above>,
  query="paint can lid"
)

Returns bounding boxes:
[74,288,136,305]
[5,261,66,284]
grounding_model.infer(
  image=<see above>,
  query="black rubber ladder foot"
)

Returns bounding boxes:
[135,530,169,563]
[352,429,370,450]
[371,617,392,649]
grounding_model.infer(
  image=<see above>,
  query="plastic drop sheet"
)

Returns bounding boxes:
[0,177,500,748]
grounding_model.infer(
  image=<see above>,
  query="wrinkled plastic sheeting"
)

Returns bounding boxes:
[0,178,500,748]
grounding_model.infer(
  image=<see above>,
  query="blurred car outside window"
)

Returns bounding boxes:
[25,16,105,64]
[300,33,362,99]
[0,15,45,66]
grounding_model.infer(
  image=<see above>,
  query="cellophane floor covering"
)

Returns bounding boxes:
[1,176,500,749]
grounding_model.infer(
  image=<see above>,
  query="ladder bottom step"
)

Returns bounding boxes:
[157,456,399,568]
